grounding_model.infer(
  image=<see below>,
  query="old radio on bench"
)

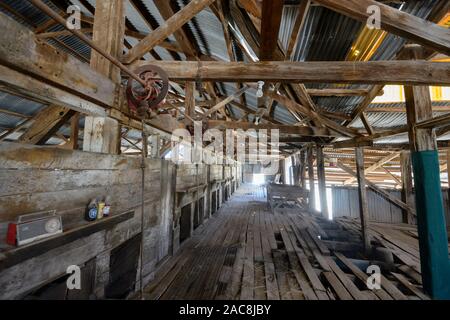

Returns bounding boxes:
[14,210,63,246]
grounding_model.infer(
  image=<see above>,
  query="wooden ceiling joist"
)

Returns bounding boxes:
[18,105,76,145]
[307,88,377,97]
[207,120,342,137]
[314,0,450,56]
[344,152,400,185]
[134,61,450,85]
[265,89,359,137]
[259,0,284,61]
[121,0,215,64]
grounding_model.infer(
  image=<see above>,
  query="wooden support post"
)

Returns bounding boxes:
[400,151,414,224]
[185,81,196,122]
[278,158,285,184]
[150,134,161,159]
[291,154,300,186]
[404,47,450,299]
[83,0,125,154]
[142,132,148,158]
[70,113,79,150]
[300,150,307,189]
[316,145,328,218]
[355,147,371,254]
[307,145,316,211]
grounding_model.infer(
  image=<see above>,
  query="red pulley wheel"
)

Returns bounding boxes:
[126,65,169,117]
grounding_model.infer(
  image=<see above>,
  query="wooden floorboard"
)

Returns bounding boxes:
[143,184,434,300]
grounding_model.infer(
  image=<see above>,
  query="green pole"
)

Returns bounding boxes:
[411,150,450,299]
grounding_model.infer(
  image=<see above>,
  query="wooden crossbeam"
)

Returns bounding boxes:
[314,0,450,56]
[368,105,450,113]
[265,90,359,137]
[260,0,284,61]
[307,88,376,97]
[344,85,385,127]
[133,61,450,85]
[206,120,341,137]
[336,159,415,216]
[332,126,409,149]
[344,152,400,185]
[153,0,198,58]
[286,1,311,60]
[18,105,75,145]
[122,0,215,64]
[203,86,249,119]
[0,12,115,108]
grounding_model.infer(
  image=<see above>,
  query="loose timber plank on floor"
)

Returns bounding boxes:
[143,184,434,301]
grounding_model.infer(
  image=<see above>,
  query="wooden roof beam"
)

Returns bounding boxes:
[153,0,199,59]
[133,60,450,85]
[122,0,215,64]
[207,120,342,137]
[264,89,360,137]
[314,0,450,56]
[260,0,284,61]
[344,152,400,185]
[307,88,381,97]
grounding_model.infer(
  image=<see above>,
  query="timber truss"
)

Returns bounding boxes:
[0,0,449,188]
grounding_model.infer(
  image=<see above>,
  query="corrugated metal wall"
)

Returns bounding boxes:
[331,186,450,226]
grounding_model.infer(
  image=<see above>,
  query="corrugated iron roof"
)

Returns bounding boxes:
[0,0,446,146]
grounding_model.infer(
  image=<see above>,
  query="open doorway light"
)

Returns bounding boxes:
[253,174,265,185]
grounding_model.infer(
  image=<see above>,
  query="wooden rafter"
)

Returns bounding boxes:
[259,0,284,61]
[344,152,400,185]
[122,0,215,64]
[134,61,450,85]
[314,0,450,56]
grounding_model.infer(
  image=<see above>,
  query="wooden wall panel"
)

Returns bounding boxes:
[0,142,176,299]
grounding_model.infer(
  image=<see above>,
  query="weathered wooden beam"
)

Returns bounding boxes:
[360,112,375,135]
[0,12,116,108]
[207,120,341,137]
[122,0,215,64]
[184,81,196,122]
[404,47,450,299]
[316,145,328,217]
[133,61,450,85]
[18,105,75,145]
[153,0,198,58]
[230,101,282,124]
[416,112,450,130]
[286,1,311,60]
[89,0,125,83]
[314,0,450,56]
[336,160,414,214]
[307,88,376,97]
[368,105,450,113]
[345,152,399,185]
[307,144,316,210]
[260,0,284,61]
[237,0,262,19]
[203,86,249,118]
[380,166,402,187]
[266,90,359,137]
[0,64,107,116]
[215,1,249,109]
[355,147,371,254]
[400,151,414,224]
[70,113,80,150]
[332,126,408,149]
[344,85,385,127]
[82,0,125,155]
